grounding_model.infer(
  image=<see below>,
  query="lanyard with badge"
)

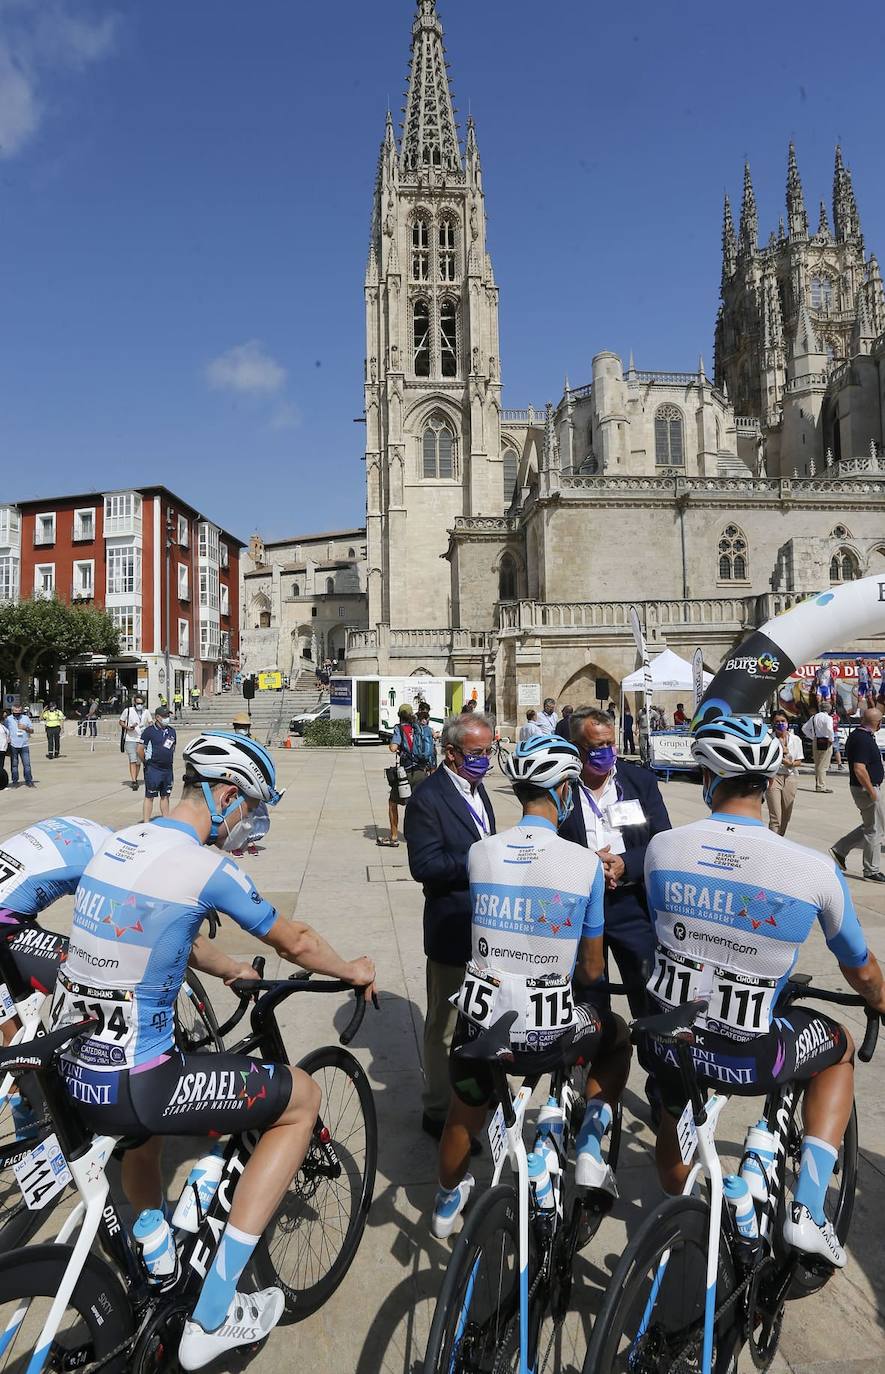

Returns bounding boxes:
[462,795,489,834]
[579,780,645,851]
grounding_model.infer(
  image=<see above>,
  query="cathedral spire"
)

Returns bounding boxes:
[833,144,861,242]
[817,200,831,239]
[400,0,462,175]
[786,142,807,238]
[867,254,885,336]
[738,162,757,257]
[721,193,737,285]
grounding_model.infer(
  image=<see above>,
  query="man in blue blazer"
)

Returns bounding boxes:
[405,712,497,1140]
[560,706,671,1113]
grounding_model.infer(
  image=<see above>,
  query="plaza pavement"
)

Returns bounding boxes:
[1,729,884,1373]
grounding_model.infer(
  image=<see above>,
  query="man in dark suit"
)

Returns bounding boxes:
[560,706,671,1114]
[405,712,497,1140]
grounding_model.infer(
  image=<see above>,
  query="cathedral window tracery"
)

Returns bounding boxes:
[422,417,455,480]
[654,404,684,467]
[811,274,834,311]
[830,548,859,583]
[718,525,749,581]
[413,298,431,377]
[438,217,457,282]
[498,554,518,602]
[411,217,430,282]
[439,297,458,378]
[503,450,518,506]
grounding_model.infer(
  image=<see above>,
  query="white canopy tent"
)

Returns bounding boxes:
[621,647,713,695]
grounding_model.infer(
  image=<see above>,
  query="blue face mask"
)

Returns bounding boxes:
[702,775,722,809]
[551,784,574,825]
[582,745,617,778]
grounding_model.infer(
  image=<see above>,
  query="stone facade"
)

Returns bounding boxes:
[349,1,885,727]
[240,529,367,678]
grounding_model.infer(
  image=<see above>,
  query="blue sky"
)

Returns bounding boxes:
[2,0,884,542]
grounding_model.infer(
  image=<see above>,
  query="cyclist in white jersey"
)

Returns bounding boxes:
[0,816,111,1040]
[642,714,885,1267]
[431,734,631,1237]
[49,732,377,1370]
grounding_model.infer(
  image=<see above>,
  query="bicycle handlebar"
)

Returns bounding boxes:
[224,967,374,1047]
[782,980,882,1064]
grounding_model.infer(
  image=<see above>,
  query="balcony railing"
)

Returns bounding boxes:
[501,407,544,425]
[497,598,755,633]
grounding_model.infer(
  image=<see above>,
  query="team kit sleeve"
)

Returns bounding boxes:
[198,857,278,937]
[818,865,869,968]
[581,859,606,939]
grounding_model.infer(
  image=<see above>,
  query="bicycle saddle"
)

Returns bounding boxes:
[631,999,708,1045]
[0,1017,95,1074]
[787,972,812,987]
[457,1010,518,1063]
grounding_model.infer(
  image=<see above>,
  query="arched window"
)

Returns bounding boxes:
[503,450,518,505]
[438,217,456,282]
[718,525,749,581]
[325,577,335,594]
[347,547,355,558]
[259,611,271,629]
[439,298,458,378]
[715,417,721,450]
[499,554,517,602]
[830,549,859,583]
[654,404,684,466]
[413,299,430,377]
[811,275,833,311]
[293,582,300,596]
[423,418,454,480]
[411,217,429,282]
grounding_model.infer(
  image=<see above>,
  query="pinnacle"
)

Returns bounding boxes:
[401,0,461,173]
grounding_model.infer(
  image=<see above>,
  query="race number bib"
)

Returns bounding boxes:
[50,973,136,1064]
[524,978,574,1032]
[0,848,24,900]
[648,947,705,1009]
[708,969,777,1034]
[452,966,500,1029]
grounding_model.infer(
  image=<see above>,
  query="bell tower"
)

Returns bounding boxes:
[364,0,502,632]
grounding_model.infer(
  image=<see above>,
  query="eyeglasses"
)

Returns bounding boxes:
[453,745,494,759]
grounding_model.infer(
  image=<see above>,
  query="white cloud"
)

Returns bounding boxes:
[268,400,301,432]
[0,1,121,159]
[206,340,287,397]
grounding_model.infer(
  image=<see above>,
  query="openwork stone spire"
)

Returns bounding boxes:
[786,142,807,238]
[738,162,757,257]
[721,193,737,285]
[833,145,861,242]
[401,0,462,174]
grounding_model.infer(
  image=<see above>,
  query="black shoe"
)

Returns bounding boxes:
[829,848,847,872]
[25,782,35,788]
[422,1113,481,1156]
[863,871,885,883]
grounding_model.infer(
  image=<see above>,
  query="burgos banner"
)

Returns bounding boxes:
[694,575,885,727]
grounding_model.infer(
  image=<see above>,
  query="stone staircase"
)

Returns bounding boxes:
[185,673,326,746]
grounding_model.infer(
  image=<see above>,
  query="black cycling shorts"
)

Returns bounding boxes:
[144,766,174,799]
[0,910,66,1000]
[449,1005,626,1109]
[60,1049,293,1139]
[638,1006,849,1119]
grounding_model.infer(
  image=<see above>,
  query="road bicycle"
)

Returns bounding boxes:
[0,970,377,1371]
[423,1007,622,1374]
[583,974,880,1374]
[0,920,221,1252]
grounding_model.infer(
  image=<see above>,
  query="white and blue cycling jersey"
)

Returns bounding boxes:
[644,813,868,1039]
[50,818,278,1072]
[0,817,111,918]
[460,817,604,1050]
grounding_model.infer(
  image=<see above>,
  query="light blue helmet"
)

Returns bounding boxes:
[502,732,581,788]
[182,731,283,805]
[691,714,782,778]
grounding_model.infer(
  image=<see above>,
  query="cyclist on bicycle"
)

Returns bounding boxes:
[0,815,112,1040]
[431,733,631,1237]
[642,713,885,1267]
[49,732,377,1370]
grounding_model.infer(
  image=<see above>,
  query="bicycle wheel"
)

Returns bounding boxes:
[777,1096,857,1298]
[583,1195,740,1374]
[0,1242,134,1373]
[252,1043,377,1320]
[174,970,222,1052]
[423,1184,524,1374]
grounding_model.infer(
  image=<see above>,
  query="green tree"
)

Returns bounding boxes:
[0,597,120,696]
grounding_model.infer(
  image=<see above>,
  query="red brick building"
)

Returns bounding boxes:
[0,487,242,705]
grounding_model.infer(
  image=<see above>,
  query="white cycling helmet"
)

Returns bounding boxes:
[691,714,782,778]
[502,733,582,789]
[182,731,283,805]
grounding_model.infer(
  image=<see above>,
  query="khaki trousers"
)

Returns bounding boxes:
[813,743,833,789]
[834,786,885,877]
[422,959,465,1122]
[767,773,798,835]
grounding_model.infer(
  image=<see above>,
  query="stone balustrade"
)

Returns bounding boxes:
[735,416,762,432]
[632,370,702,386]
[497,597,754,633]
[501,407,543,424]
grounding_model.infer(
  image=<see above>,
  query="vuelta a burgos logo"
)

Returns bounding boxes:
[724,652,780,678]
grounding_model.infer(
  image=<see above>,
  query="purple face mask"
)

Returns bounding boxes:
[460,753,491,782]
[582,744,617,777]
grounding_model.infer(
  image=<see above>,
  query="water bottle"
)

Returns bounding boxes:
[527,1151,555,1217]
[533,1097,564,1175]
[739,1120,776,1203]
[134,1208,179,1284]
[723,1174,759,1247]
[396,765,412,801]
[171,1146,225,1233]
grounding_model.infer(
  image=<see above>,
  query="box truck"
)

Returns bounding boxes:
[330,675,485,743]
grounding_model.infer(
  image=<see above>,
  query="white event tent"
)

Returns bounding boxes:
[621,647,713,696]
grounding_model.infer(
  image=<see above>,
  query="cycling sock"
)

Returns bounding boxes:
[576,1100,612,1162]
[794,1136,838,1224]
[191,1224,260,1333]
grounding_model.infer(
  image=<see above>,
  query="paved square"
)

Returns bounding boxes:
[2,731,884,1372]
